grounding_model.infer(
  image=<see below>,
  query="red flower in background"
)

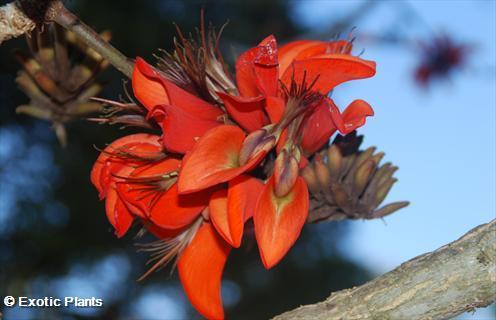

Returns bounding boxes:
[414,35,471,87]
[91,31,376,319]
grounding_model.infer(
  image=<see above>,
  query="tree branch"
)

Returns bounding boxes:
[52,3,133,78]
[0,1,35,44]
[274,219,496,320]
[0,0,133,78]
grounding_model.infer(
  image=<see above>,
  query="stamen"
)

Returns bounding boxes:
[136,217,203,281]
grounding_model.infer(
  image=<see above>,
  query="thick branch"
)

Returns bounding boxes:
[274,219,496,320]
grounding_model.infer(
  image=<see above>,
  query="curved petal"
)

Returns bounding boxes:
[116,157,181,216]
[208,175,264,248]
[278,40,325,76]
[157,104,221,154]
[178,223,231,320]
[132,58,169,111]
[178,125,266,194]
[91,134,162,199]
[236,35,279,98]
[227,175,264,247]
[105,182,133,238]
[217,92,268,132]
[149,183,209,229]
[134,58,223,120]
[209,188,231,244]
[265,96,285,124]
[281,55,376,95]
[300,98,337,155]
[142,220,184,239]
[254,176,309,269]
[329,99,374,135]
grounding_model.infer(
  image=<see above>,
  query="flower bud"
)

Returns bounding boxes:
[273,149,299,197]
[239,125,277,165]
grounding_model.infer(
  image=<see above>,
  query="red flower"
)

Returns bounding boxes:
[414,35,470,87]
[180,36,376,270]
[92,31,377,320]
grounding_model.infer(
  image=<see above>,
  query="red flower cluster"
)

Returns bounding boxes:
[92,35,375,319]
[414,35,470,87]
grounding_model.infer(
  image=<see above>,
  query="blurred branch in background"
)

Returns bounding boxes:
[274,219,496,320]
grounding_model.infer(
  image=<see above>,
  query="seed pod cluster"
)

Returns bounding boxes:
[301,132,409,223]
[15,23,110,146]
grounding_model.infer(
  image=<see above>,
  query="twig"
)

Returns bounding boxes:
[274,219,496,320]
[52,3,133,78]
[0,0,133,78]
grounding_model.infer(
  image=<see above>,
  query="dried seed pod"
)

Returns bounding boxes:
[15,23,110,146]
[304,131,409,223]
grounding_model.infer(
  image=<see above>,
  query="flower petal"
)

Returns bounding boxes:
[178,125,265,194]
[91,134,162,199]
[265,96,285,124]
[178,222,231,320]
[227,175,264,247]
[329,99,374,134]
[281,54,376,95]
[149,183,209,229]
[134,58,223,120]
[278,40,325,76]
[116,157,181,217]
[300,98,337,155]
[105,182,133,238]
[132,57,170,110]
[217,92,268,132]
[236,35,279,98]
[254,176,309,269]
[209,188,231,244]
[157,104,221,154]
[279,40,354,77]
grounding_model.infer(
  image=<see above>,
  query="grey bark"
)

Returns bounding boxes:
[274,219,496,320]
[0,2,35,44]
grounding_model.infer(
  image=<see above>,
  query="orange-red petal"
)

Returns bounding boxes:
[279,40,355,76]
[217,92,268,132]
[208,188,231,244]
[209,175,264,247]
[149,183,209,229]
[265,96,285,124]
[254,176,309,269]
[300,98,337,155]
[278,40,325,76]
[91,134,162,199]
[227,175,264,247]
[157,104,221,153]
[236,35,279,98]
[132,58,169,111]
[178,222,231,320]
[281,54,376,95]
[116,157,181,217]
[134,58,223,120]
[329,99,374,134]
[178,125,266,194]
[105,182,134,238]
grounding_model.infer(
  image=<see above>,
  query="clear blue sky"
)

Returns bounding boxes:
[293,0,496,318]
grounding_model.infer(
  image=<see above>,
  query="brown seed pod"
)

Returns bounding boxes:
[15,23,110,146]
[303,132,409,223]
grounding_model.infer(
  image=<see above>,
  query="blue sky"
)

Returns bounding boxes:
[293,0,495,318]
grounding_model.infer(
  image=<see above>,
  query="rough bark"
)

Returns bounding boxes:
[0,2,35,44]
[274,219,496,320]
